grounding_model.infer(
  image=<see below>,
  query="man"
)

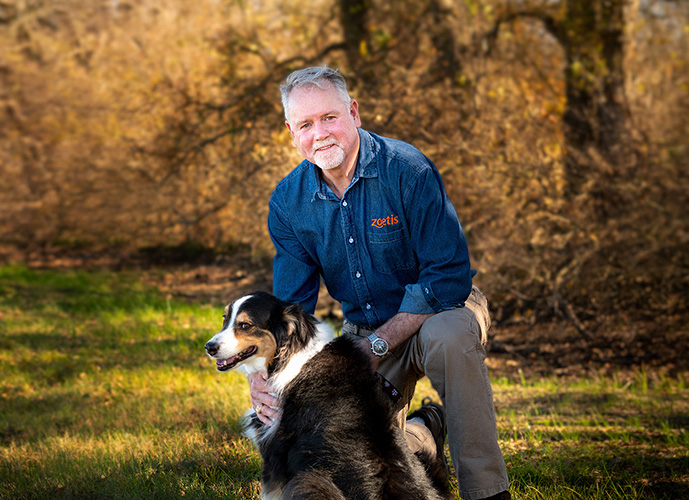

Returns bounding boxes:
[249,66,510,500]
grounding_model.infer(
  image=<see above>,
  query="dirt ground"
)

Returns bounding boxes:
[10,248,689,380]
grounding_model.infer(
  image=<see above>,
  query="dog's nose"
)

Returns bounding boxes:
[205,341,219,356]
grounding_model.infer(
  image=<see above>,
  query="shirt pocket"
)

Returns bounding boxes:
[367,227,417,274]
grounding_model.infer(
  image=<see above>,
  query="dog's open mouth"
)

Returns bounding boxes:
[215,346,258,371]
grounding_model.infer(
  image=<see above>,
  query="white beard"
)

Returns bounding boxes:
[313,143,345,170]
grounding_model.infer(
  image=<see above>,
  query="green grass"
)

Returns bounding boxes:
[492,372,689,499]
[1,265,688,499]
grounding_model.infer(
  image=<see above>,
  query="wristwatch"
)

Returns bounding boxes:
[367,332,389,357]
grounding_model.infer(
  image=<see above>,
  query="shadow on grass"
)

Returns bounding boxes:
[507,448,689,499]
[2,443,263,500]
[5,326,214,390]
[0,266,166,316]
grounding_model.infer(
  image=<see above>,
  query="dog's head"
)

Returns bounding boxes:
[204,291,316,376]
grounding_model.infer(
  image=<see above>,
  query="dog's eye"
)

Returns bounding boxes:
[237,322,252,330]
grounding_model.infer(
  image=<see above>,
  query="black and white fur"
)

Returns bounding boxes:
[205,291,452,500]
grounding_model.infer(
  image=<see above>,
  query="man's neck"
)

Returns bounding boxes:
[321,166,354,199]
[320,136,360,199]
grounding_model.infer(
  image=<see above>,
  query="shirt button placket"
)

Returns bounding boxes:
[343,202,354,244]
[341,193,375,324]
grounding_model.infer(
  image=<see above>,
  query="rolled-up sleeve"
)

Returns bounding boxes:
[268,195,320,314]
[397,164,473,315]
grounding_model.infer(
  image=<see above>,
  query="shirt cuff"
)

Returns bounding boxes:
[398,284,439,315]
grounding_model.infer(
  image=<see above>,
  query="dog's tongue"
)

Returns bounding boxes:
[215,346,258,370]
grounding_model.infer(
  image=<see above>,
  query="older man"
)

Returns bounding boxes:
[249,66,510,500]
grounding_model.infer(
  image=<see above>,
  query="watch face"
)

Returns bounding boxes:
[372,338,388,356]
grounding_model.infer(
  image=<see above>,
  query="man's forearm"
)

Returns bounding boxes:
[375,312,434,350]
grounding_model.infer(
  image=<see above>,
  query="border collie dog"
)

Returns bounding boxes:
[205,291,452,500]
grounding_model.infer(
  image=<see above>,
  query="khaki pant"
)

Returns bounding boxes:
[344,286,509,499]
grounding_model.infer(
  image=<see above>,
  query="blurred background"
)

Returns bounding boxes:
[0,0,687,352]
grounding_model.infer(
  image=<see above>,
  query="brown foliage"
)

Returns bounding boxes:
[1,0,687,329]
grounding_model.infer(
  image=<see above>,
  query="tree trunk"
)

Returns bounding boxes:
[428,0,461,83]
[562,0,632,200]
[339,0,372,82]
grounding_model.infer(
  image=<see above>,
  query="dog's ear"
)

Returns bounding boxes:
[283,303,316,343]
[222,304,231,328]
[283,303,303,337]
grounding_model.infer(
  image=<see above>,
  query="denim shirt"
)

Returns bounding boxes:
[268,129,474,329]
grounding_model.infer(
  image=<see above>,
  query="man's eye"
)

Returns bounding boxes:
[300,123,311,130]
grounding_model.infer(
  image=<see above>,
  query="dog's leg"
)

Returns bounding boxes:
[415,449,455,500]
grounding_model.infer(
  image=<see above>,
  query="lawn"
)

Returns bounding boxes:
[1,265,687,499]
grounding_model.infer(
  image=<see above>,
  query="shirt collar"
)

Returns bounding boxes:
[356,129,379,179]
[309,129,379,201]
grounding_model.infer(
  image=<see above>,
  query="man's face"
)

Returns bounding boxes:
[285,83,361,171]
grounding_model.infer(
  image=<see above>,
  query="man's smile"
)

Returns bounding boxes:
[315,143,337,153]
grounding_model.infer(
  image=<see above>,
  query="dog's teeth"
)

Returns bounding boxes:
[217,356,235,367]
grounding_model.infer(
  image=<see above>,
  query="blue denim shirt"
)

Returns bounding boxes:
[268,129,474,329]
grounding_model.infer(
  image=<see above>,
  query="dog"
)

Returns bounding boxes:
[205,291,453,500]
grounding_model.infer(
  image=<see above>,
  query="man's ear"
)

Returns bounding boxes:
[350,99,361,128]
[285,120,296,145]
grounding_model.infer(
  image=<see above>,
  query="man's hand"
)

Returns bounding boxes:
[248,371,280,426]
[357,338,381,372]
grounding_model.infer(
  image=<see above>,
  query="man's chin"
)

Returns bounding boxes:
[313,147,345,171]
[317,161,343,171]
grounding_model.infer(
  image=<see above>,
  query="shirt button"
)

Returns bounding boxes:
[342,201,348,207]
[349,237,354,243]
[356,271,361,278]
[366,303,371,310]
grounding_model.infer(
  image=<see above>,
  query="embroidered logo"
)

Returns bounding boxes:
[371,214,399,228]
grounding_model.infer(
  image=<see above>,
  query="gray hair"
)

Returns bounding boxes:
[280,66,352,123]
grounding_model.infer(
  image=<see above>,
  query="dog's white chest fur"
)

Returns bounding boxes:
[270,323,333,393]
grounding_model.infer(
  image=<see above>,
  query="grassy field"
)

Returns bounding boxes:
[1,265,687,499]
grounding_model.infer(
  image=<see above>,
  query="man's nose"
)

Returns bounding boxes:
[313,120,330,139]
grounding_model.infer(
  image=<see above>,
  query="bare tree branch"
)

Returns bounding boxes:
[480,6,567,56]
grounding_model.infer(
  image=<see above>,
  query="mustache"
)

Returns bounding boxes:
[313,141,340,153]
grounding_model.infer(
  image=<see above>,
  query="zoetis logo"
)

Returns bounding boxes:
[371,214,400,228]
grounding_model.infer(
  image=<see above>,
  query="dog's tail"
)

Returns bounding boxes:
[280,471,347,500]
